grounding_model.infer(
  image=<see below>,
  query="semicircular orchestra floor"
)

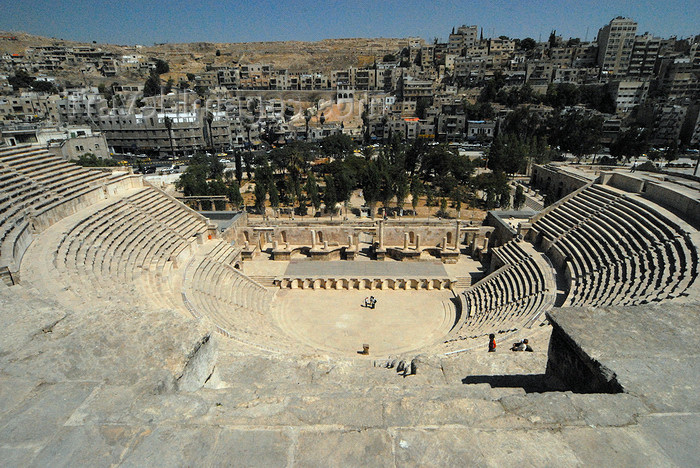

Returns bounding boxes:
[272,288,458,356]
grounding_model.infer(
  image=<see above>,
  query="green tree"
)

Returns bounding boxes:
[163,116,175,159]
[254,181,267,214]
[451,185,470,218]
[609,126,650,161]
[438,197,448,218]
[154,59,170,75]
[320,134,355,160]
[393,172,410,213]
[410,179,424,216]
[8,69,35,90]
[225,179,243,208]
[520,37,537,51]
[513,184,526,210]
[268,181,280,215]
[323,175,338,218]
[362,160,382,217]
[305,173,321,212]
[143,71,161,97]
[550,109,603,162]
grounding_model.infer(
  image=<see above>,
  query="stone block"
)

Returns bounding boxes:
[295,429,393,467]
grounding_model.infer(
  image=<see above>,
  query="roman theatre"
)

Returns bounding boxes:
[1,144,699,465]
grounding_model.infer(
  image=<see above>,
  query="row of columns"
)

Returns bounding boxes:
[279,277,452,290]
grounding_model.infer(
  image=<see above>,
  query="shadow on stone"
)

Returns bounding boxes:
[461,373,560,393]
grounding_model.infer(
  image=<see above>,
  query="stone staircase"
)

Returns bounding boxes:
[452,276,471,290]
[248,275,278,287]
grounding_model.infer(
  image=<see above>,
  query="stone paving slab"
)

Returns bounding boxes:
[32,425,149,467]
[0,382,96,450]
[284,260,448,277]
[559,425,675,466]
[120,426,219,467]
[210,428,291,467]
[294,429,394,467]
[636,413,700,468]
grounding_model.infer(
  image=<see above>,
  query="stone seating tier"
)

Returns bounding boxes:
[531,183,698,308]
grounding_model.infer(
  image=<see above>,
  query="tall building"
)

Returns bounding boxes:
[596,17,638,76]
[449,25,479,55]
[628,33,662,77]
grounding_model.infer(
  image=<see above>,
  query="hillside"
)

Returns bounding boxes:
[0,31,408,78]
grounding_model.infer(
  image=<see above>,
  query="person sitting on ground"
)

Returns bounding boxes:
[488,333,496,352]
[369,296,377,309]
[363,297,370,308]
[511,339,533,352]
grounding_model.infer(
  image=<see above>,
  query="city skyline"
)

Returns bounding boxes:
[1,0,698,45]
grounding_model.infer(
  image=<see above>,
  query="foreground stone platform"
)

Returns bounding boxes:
[1,280,698,466]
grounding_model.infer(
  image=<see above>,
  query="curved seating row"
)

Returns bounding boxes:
[530,184,698,307]
[52,186,209,310]
[446,240,554,344]
[0,145,126,276]
[183,241,290,352]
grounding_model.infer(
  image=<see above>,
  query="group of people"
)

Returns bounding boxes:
[363,296,377,309]
[488,334,533,352]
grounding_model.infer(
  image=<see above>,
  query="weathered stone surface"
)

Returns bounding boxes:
[32,425,149,467]
[294,429,393,467]
[636,414,700,468]
[475,428,580,466]
[384,397,505,427]
[0,382,95,449]
[0,301,213,389]
[120,427,219,467]
[499,392,586,426]
[392,428,487,466]
[0,377,38,420]
[0,288,67,358]
[210,428,290,467]
[559,426,675,466]
[0,447,38,466]
[500,392,650,428]
[175,333,218,392]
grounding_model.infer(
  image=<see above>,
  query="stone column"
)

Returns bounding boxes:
[442,236,448,251]
[455,221,460,250]
[323,240,328,250]
[348,235,353,248]
[415,234,421,250]
[403,232,409,250]
[311,229,316,248]
[378,221,385,249]
[273,240,278,250]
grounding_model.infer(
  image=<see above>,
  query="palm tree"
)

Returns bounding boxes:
[304,110,312,141]
[205,111,214,152]
[163,116,175,160]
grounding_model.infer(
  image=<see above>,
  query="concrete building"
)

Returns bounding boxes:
[448,25,479,54]
[596,17,638,76]
[611,80,650,116]
[0,123,110,160]
[467,120,496,141]
[97,110,232,157]
[651,104,687,146]
[628,33,662,77]
[0,92,59,122]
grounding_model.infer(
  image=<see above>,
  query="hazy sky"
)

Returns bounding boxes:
[1,0,698,45]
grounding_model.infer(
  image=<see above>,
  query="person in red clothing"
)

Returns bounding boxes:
[488,333,496,352]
